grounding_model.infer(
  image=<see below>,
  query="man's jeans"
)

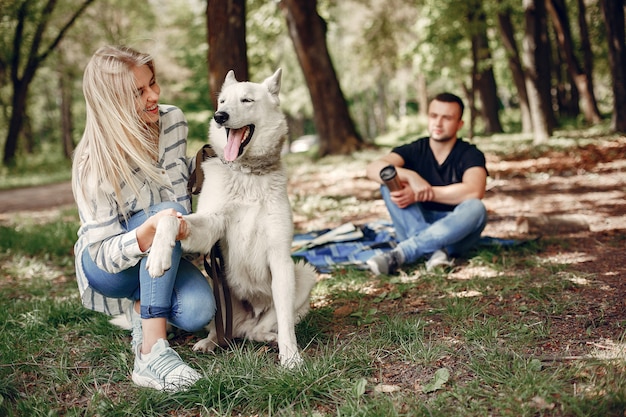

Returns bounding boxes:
[82,201,215,332]
[381,186,487,264]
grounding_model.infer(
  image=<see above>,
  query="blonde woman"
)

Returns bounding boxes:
[72,45,215,392]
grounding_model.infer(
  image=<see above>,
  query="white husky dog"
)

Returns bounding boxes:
[147,69,317,367]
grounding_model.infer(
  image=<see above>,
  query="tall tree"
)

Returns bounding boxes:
[599,0,626,132]
[280,0,365,156]
[2,0,95,166]
[57,45,74,159]
[546,0,601,124]
[496,4,533,133]
[206,0,248,110]
[468,0,503,135]
[522,0,553,143]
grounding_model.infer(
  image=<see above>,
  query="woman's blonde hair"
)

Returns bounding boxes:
[72,45,166,220]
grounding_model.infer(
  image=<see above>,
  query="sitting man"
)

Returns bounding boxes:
[365,92,488,275]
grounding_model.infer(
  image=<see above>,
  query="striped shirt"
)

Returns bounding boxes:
[73,105,194,315]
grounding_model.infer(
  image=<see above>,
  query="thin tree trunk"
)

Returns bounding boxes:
[280,0,365,155]
[469,2,503,134]
[3,0,95,165]
[577,0,597,117]
[547,0,601,123]
[416,73,428,118]
[59,54,74,159]
[206,0,248,111]
[497,7,533,133]
[461,82,476,140]
[522,0,553,143]
[599,0,626,132]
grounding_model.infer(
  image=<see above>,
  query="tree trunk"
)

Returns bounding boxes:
[206,0,248,111]
[4,80,27,165]
[416,73,428,118]
[469,3,503,135]
[496,7,533,133]
[461,82,476,140]
[553,46,580,119]
[577,0,597,118]
[522,0,553,143]
[2,0,95,166]
[547,0,602,124]
[599,0,626,132]
[59,55,74,159]
[280,0,365,156]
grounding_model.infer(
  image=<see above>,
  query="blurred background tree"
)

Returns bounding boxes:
[0,0,623,169]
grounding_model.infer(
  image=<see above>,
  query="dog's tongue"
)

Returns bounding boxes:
[224,128,245,162]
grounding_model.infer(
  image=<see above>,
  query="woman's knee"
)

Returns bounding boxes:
[176,293,216,332]
[82,249,139,298]
[171,262,216,332]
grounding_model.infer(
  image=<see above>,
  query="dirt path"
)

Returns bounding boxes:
[0,182,74,214]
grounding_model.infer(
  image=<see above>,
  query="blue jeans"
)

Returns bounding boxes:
[381,186,487,264]
[83,201,216,332]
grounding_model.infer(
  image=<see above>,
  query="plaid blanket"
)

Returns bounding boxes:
[292,221,521,273]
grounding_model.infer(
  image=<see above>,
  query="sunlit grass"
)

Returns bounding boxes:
[1,211,625,416]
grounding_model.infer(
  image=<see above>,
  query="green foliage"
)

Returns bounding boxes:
[1,0,619,166]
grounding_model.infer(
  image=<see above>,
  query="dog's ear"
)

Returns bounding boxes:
[223,70,238,88]
[263,68,282,100]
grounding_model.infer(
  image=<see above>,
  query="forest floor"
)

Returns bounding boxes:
[1,135,625,363]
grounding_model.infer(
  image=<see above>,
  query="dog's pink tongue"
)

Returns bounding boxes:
[224,128,244,162]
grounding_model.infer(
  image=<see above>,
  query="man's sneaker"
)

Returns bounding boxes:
[366,251,402,276]
[132,339,201,392]
[126,304,143,350]
[426,249,453,272]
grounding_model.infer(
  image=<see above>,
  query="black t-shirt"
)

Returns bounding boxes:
[392,137,487,212]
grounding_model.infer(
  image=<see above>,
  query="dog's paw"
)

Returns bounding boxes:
[146,240,173,277]
[192,337,218,353]
[248,330,278,343]
[146,216,179,277]
[279,350,303,369]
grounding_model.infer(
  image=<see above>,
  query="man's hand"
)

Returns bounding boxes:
[389,176,434,208]
[409,176,435,203]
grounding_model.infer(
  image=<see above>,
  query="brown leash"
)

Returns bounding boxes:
[187,144,217,196]
[204,243,233,347]
[188,144,233,347]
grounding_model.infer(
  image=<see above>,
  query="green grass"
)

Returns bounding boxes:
[1,212,624,416]
[2,128,625,415]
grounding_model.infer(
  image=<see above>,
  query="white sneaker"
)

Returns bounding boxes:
[426,249,453,272]
[132,339,201,392]
[125,304,143,350]
[366,251,402,276]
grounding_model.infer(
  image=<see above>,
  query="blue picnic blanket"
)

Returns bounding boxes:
[292,221,521,273]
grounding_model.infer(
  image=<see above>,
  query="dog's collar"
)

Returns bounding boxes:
[218,157,282,175]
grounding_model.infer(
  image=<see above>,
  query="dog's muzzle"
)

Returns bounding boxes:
[214,111,229,125]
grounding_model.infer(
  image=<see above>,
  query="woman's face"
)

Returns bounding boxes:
[132,64,161,124]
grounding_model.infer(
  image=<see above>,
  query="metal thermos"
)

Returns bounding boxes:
[379,165,402,191]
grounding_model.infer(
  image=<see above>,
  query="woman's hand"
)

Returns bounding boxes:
[137,209,188,252]
[175,212,189,241]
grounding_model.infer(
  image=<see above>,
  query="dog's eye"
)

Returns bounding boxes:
[241,98,254,103]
